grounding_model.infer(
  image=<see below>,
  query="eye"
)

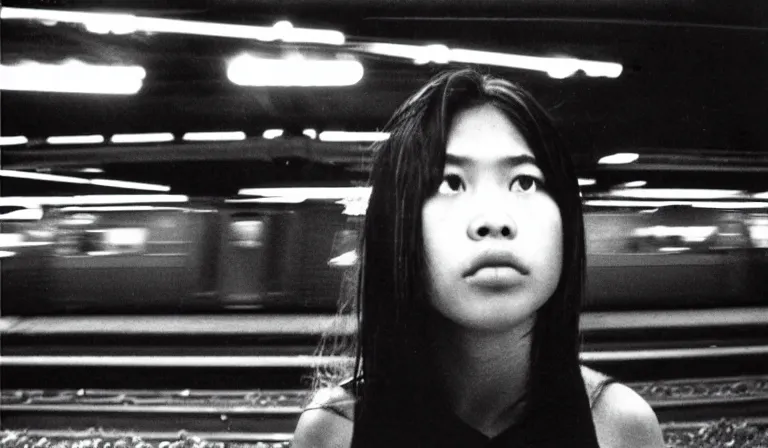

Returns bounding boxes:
[438,173,465,195]
[510,175,542,193]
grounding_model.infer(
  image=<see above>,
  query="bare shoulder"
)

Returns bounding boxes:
[591,382,666,448]
[292,386,355,448]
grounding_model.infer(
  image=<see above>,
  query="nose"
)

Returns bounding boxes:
[467,210,518,241]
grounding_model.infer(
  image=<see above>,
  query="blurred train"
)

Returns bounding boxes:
[2,193,767,315]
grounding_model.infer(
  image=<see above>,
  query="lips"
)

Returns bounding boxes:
[463,250,530,278]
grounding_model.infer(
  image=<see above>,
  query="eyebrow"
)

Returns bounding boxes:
[445,153,538,168]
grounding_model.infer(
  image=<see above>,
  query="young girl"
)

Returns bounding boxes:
[293,69,665,448]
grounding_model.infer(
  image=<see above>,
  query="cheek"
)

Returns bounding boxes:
[535,204,564,288]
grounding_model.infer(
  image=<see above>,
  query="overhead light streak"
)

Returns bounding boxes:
[360,43,622,79]
[111,133,174,144]
[91,178,170,192]
[303,129,317,139]
[0,170,169,192]
[0,136,28,146]
[577,178,596,187]
[0,170,90,184]
[0,8,345,45]
[227,55,364,87]
[182,131,246,142]
[1,60,145,95]
[319,131,390,142]
[598,153,639,165]
[620,180,647,188]
[609,188,743,200]
[584,199,768,210]
[47,135,104,145]
[0,195,189,207]
[238,186,371,200]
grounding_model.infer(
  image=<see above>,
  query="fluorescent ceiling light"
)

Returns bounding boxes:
[0,195,188,207]
[111,133,174,143]
[303,129,317,139]
[1,60,145,95]
[182,131,246,142]
[598,153,639,165]
[47,135,104,145]
[319,131,390,142]
[577,178,596,186]
[263,129,284,139]
[239,187,371,200]
[1,7,345,45]
[609,188,743,200]
[753,192,768,199]
[91,179,170,192]
[0,169,90,184]
[0,136,28,146]
[361,43,622,79]
[227,55,364,87]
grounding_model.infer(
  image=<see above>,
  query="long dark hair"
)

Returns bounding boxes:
[314,68,595,446]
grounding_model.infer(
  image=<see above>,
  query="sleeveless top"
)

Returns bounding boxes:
[304,365,616,447]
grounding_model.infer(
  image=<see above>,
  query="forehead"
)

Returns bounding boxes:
[445,104,535,163]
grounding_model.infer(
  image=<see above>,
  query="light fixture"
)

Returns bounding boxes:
[1,60,145,95]
[1,7,345,45]
[361,43,622,79]
[111,133,174,144]
[577,178,596,186]
[46,135,105,145]
[319,131,390,142]
[263,129,284,139]
[303,129,317,139]
[0,136,28,146]
[182,131,246,142]
[227,55,364,87]
[598,153,639,165]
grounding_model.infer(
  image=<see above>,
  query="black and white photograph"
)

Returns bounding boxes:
[1,1,766,447]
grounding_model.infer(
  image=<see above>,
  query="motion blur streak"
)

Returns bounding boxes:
[361,42,623,78]
[0,7,345,45]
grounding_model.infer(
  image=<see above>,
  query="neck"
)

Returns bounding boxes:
[427,313,535,437]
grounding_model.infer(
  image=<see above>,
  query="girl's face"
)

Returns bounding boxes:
[422,104,563,332]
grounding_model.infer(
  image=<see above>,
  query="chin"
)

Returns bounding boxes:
[441,301,539,333]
